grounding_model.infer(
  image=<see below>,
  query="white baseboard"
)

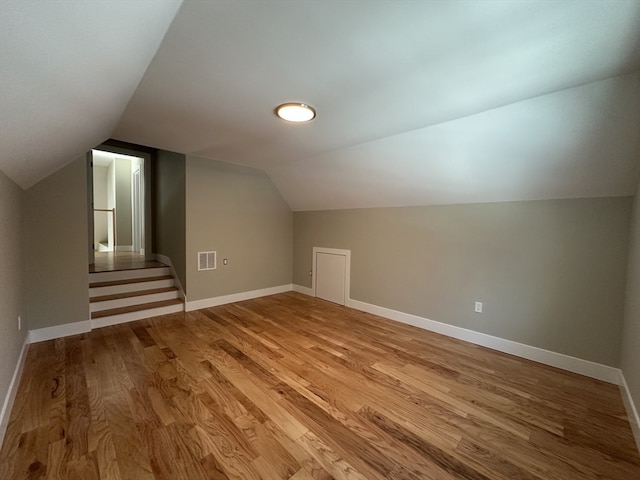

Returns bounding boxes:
[293,284,314,296]
[115,245,133,252]
[27,283,292,340]
[344,298,621,385]
[28,283,292,342]
[620,372,640,453]
[12,287,639,454]
[23,287,626,387]
[28,320,92,344]
[155,253,186,300]
[186,284,293,311]
[0,335,29,451]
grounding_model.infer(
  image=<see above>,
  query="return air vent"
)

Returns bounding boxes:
[198,251,216,271]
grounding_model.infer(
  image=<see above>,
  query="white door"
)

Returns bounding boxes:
[315,252,347,305]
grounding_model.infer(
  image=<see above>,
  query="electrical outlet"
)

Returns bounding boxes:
[223,258,228,265]
[474,302,483,313]
[18,315,21,331]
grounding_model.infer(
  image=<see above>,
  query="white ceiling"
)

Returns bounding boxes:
[0,0,181,188]
[1,1,640,210]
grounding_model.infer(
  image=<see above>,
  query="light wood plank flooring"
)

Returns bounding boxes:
[90,252,165,273]
[1,292,639,479]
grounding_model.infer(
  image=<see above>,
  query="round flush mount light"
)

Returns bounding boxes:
[275,103,316,123]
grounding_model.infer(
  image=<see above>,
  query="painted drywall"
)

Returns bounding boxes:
[105,159,116,251]
[186,156,292,301]
[0,170,27,421]
[621,179,640,422]
[24,157,89,329]
[93,164,109,246]
[153,149,186,291]
[294,197,631,366]
[115,158,132,247]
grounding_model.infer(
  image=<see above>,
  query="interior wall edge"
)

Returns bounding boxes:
[292,284,314,296]
[0,336,30,452]
[620,372,640,454]
[620,175,640,453]
[154,253,186,300]
[27,320,92,344]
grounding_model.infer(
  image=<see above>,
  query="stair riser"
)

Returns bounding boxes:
[89,266,171,283]
[92,304,185,329]
[90,279,175,297]
[90,291,180,313]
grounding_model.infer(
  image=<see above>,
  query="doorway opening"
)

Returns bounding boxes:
[89,149,146,271]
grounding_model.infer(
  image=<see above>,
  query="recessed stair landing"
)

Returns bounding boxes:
[89,264,184,328]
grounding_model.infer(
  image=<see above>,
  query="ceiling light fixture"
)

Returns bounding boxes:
[275,103,316,123]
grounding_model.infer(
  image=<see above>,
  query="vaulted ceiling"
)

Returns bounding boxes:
[2,0,640,210]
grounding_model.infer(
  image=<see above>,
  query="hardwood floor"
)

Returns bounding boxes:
[1,292,639,479]
[90,252,165,273]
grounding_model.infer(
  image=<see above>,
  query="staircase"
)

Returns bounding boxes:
[89,264,184,328]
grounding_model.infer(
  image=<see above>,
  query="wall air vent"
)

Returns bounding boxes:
[198,251,216,271]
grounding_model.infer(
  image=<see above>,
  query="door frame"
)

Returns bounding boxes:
[90,142,153,260]
[86,151,95,265]
[131,165,143,254]
[312,247,351,304]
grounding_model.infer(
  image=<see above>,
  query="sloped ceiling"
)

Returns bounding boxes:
[0,0,182,189]
[2,1,640,210]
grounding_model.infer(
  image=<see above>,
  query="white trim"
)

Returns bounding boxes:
[0,336,29,451]
[185,284,292,312]
[293,284,314,296]
[197,251,217,271]
[26,283,291,340]
[155,253,186,300]
[28,320,92,344]
[115,245,133,252]
[90,278,175,297]
[89,266,171,283]
[346,298,621,385]
[131,164,143,254]
[620,372,640,453]
[91,303,184,329]
[312,247,351,305]
[90,290,179,312]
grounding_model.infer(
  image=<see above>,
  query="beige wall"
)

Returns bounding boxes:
[294,197,631,366]
[0,170,27,423]
[186,156,292,301]
[621,179,640,423]
[115,158,132,246]
[92,164,109,245]
[153,150,186,290]
[25,156,89,329]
